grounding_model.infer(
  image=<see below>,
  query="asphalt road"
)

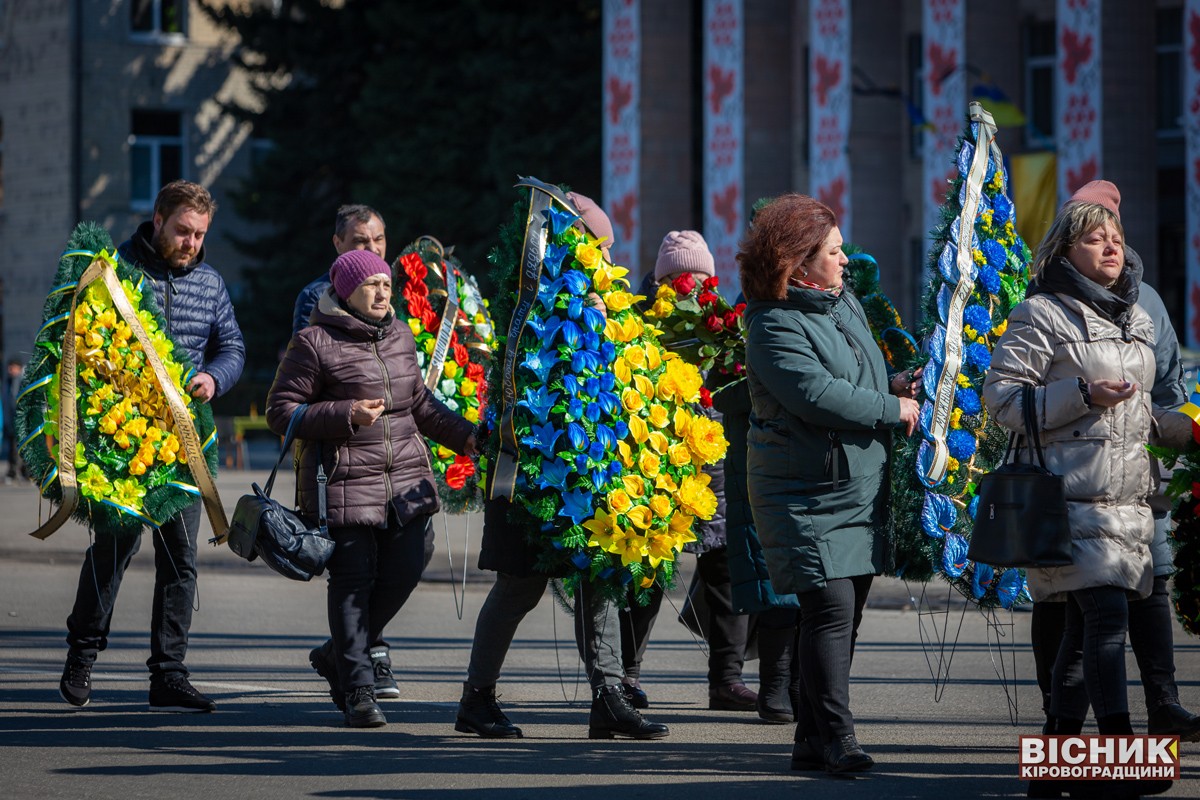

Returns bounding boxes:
[1,471,1197,799]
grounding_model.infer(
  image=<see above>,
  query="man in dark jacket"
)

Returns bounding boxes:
[58,180,244,713]
[291,204,387,336]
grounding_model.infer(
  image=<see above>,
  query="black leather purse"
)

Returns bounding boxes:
[223,404,335,581]
[968,384,1072,569]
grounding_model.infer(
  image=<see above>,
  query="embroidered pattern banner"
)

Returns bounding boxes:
[809,0,852,240]
[1186,0,1200,346]
[1056,0,1102,203]
[922,0,965,245]
[602,0,640,272]
[704,0,744,294]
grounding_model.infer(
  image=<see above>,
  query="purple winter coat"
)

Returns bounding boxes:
[267,289,474,528]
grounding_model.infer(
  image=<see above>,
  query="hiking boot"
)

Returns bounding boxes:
[309,645,345,712]
[824,733,874,773]
[59,654,93,707]
[454,682,522,738]
[370,647,400,699]
[149,676,216,713]
[588,684,669,739]
[344,685,386,728]
[709,682,757,711]
[621,680,649,709]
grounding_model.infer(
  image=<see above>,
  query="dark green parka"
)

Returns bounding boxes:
[744,284,901,594]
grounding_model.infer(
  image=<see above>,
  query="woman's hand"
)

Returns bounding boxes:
[351,398,386,426]
[889,366,924,399]
[898,397,920,436]
[1088,379,1138,408]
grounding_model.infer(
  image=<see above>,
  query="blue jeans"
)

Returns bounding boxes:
[66,500,202,678]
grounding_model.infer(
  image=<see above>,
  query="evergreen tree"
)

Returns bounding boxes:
[198,0,601,406]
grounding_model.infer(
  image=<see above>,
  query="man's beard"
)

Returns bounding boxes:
[152,229,197,268]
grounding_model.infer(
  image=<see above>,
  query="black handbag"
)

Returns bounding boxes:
[223,404,335,581]
[967,384,1072,569]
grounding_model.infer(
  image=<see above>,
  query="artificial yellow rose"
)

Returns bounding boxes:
[96,308,117,330]
[621,387,645,413]
[684,413,729,465]
[460,378,478,398]
[647,404,670,429]
[638,449,661,479]
[608,488,633,515]
[98,415,118,435]
[622,474,646,498]
[627,414,650,444]
[575,243,602,272]
[604,291,638,313]
[424,337,436,355]
[676,472,717,518]
[123,416,148,438]
[112,431,131,450]
[443,361,458,379]
[648,493,673,519]
[647,431,669,455]
[668,442,692,467]
[623,345,646,369]
[86,393,105,416]
[656,284,675,301]
[625,504,653,530]
[408,318,423,337]
[464,406,480,424]
[112,321,133,347]
[612,357,632,385]
[144,426,163,444]
[650,297,675,317]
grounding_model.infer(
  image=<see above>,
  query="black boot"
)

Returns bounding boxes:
[824,733,874,773]
[454,682,522,739]
[756,626,796,724]
[1093,714,1172,798]
[791,734,824,771]
[1147,702,1200,742]
[588,684,669,739]
[343,685,386,728]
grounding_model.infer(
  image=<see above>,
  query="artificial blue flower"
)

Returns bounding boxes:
[536,277,563,313]
[567,297,583,320]
[567,398,584,421]
[963,304,992,334]
[970,563,995,600]
[566,422,589,451]
[595,423,617,451]
[561,374,581,397]
[614,419,629,440]
[920,492,956,540]
[967,494,979,520]
[543,242,571,277]
[572,350,601,373]
[538,458,572,491]
[559,320,582,349]
[618,569,633,585]
[585,402,602,422]
[521,347,558,383]
[518,386,560,420]
[571,551,591,569]
[520,423,563,460]
[583,377,600,399]
[588,441,606,462]
[545,205,580,236]
[599,341,617,364]
[981,239,1007,270]
[597,391,621,416]
[992,193,1013,226]
[581,306,606,333]
[599,372,616,392]
[590,468,608,492]
[526,314,562,349]
[978,265,1001,295]
[966,342,991,371]
[582,331,601,351]
[607,460,624,482]
[941,533,969,579]
[598,566,615,580]
[575,453,590,474]
[947,429,977,460]
[562,270,590,297]
[558,488,594,526]
[956,388,982,416]
[996,568,1026,609]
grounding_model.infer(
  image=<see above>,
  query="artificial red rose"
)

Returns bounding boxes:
[702,275,720,291]
[407,293,433,321]
[697,290,718,307]
[466,362,485,382]
[399,253,427,282]
[421,309,439,331]
[734,302,746,315]
[671,272,697,296]
[704,314,725,333]
[723,310,740,329]
[445,455,476,490]
[699,387,713,408]
[453,342,469,366]
[734,362,745,374]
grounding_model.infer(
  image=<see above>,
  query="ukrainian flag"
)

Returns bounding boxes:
[1181,381,1200,425]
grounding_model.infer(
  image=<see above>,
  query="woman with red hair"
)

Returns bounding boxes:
[738,194,919,773]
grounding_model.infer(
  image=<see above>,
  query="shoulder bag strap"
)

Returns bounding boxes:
[263,403,307,498]
[1022,384,1049,469]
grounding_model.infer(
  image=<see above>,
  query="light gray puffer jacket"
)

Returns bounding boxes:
[982,291,1156,602]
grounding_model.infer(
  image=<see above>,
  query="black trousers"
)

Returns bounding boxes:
[1032,575,1180,721]
[794,574,873,745]
[66,500,202,678]
[326,514,431,690]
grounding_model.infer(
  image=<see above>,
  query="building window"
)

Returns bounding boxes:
[1024,20,1055,148]
[131,0,185,38]
[1157,7,1183,136]
[130,110,183,211]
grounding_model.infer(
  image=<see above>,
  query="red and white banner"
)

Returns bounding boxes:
[809,0,852,239]
[1185,0,1200,346]
[922,0,966,244]
[1056,0,1102,203]
[602,0,640,273]
[704,0,743,295]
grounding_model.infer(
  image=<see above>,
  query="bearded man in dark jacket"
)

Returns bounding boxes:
[58,180,245,714]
